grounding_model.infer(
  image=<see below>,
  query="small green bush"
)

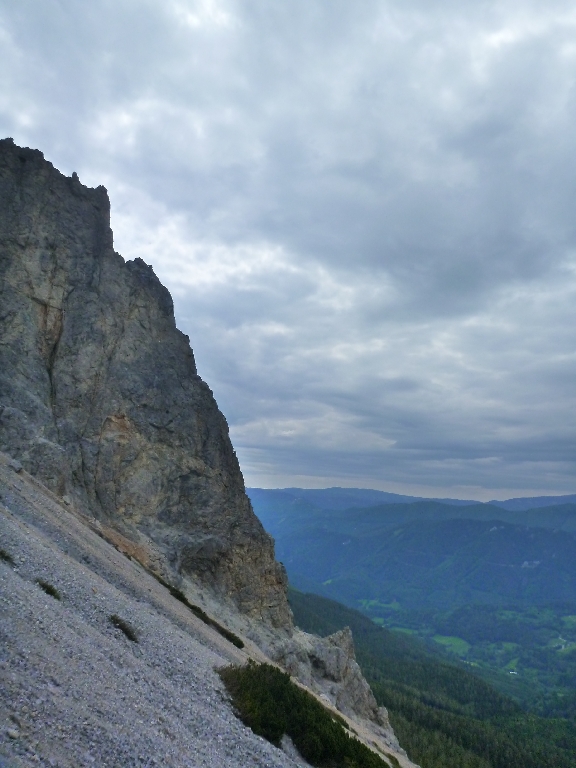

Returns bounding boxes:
[218,661,389,768]
[109,614,139,642]
[0,548,14,565]
[35,579,61,600]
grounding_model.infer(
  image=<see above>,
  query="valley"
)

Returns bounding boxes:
[250,487,576,723]
[288,588,576,768]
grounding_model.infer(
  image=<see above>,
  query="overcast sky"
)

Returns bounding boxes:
[2,0,576,499]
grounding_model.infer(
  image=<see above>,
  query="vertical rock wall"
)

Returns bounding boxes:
[0,138,291,627]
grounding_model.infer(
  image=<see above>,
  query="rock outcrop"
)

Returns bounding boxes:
[270,628,402,753]
[0,138,290,627]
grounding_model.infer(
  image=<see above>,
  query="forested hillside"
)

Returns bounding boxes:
[289,589,576,768]
[251,488,576,713]
[266,516,576,609]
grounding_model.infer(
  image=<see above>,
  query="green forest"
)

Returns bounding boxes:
[365,601,576,718]
[250,490,576,714]
[250,488,576,765]
[288,588,576,768]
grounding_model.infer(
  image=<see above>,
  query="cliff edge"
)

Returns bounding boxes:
[0,137,290,627]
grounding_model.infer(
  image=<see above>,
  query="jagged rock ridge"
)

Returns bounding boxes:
[0,137,290,626]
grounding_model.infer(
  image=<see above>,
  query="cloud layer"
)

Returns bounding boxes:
[2,0,576,498]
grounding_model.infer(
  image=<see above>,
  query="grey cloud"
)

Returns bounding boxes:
[1,0,576,496]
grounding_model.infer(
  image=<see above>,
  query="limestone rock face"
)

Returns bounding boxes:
[271,627,401,752]
[0,138,291,627]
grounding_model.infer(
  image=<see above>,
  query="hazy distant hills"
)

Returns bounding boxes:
[491,494,576,510]
[248,486,576,513]
[267,517,576,610]
[261,487,482,509]
[248,488,576,610]
[248,488,576,544]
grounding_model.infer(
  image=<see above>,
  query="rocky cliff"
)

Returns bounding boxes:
[270,628,402,754]
[0,137,289,627]
[0,140,409,762]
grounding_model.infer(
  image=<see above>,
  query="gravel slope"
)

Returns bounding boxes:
[0,455,303,768]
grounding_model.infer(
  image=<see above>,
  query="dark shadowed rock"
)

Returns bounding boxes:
[0,138,291,627]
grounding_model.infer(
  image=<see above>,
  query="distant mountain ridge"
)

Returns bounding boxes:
[490,494,576,510]
[247,489,576,614]
[248,486,576,511]
[248,489,576,542]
